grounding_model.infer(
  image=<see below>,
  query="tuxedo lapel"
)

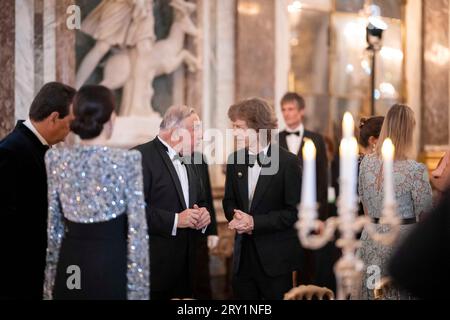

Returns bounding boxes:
[297,137,304,164]
[16,122,48,170]
[235,149,249,212]
[186,164,197,208]
[278,131,289,151]
[250,172,274,213]
[250,145,275,213]
[154,139,188,210]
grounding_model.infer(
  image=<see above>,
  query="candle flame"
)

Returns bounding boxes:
[382,138,395,159]
[303,139,316,160]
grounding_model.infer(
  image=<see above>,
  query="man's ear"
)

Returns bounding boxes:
[299,108,306,118]
[172,127,180,141]
[48,111,60,124]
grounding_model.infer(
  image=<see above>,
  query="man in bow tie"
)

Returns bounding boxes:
[134,105,211,300]
[0,82,76,299]
[223,98,302,300]
[278,92,333,291]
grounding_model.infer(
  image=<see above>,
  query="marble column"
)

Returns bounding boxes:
[422,0,450,148]
[15,0,35,121]
[55,0,76,86]
[405,0,423,158]
[275,0,290,130]
[0,0,15,139]
[209,0,236,187]
[43,0,56,84]
[35,0,45,92]
[236,0,276,104]
[185,0,204,117]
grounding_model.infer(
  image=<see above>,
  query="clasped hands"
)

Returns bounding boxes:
[177,204,211,230]
[228,209,254,235]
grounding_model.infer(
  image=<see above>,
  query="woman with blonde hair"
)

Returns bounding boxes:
[356,104,433,300]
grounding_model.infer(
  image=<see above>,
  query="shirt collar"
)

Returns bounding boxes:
[23,118,50,146]
[158,136,178,158]
[248,143,270,156]
[286,123,304,136]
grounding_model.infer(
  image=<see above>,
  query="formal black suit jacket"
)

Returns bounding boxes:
[191,152,217,236]
[134,138,209,293]
[0,121,49,299]
[222,145,303,277]
[278,129,329,220]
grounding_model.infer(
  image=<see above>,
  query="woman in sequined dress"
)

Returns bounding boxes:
[43,85,149,300]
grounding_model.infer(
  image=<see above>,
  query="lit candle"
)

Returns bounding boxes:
[301,140,317,213]
[382,138,395,205]
[342,112,355,140]
[339,137,358,209]
[348,137,359,206]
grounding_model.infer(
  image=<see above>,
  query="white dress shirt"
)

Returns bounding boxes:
[158,137,189,236]
[285,123,304,155]
[24,118,50,146]
[248,144,270,209]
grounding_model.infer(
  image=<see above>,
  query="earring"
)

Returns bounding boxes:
[372,144,376,152]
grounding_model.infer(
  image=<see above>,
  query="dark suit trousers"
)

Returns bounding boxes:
[233,236,292,300]
[151,269,191,300]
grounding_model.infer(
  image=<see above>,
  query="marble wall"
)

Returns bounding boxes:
[0,0,15,139]
[422,0,450,147]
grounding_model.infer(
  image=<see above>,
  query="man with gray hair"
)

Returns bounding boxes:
[134,105,211,300]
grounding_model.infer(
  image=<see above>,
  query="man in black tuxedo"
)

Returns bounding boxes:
[278,92,332,289]
[223,98,302,300]
[278,93,328,219]
[0,82,76,299]
[134,106,211,300]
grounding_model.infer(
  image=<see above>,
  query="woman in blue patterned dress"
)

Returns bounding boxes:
[356,104,433,300]
[43,85,149,300]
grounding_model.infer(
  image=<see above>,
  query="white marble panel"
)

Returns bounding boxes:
[15,0,35,121]
[43,0,56,83]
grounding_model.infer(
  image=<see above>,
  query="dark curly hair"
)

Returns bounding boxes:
[359,116,384,148]
[70,85,115,140]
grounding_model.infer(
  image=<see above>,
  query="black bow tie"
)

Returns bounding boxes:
[172,154,186,165]
[247,152,269,168]
[287,131,301,137]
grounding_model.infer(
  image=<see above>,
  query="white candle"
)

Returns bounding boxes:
[348,137,359,206]
[382,138,395,205]
[339,137,358,210]
[301,140,317,212]
[343,112,355,140]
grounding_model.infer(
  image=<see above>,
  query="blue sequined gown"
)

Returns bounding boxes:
[43,146,150,300]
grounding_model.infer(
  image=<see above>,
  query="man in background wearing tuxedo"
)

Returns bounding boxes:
[278,92,334,291]
[134,105,211,300]
[223,98,302,300]
[0,82,76,299]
